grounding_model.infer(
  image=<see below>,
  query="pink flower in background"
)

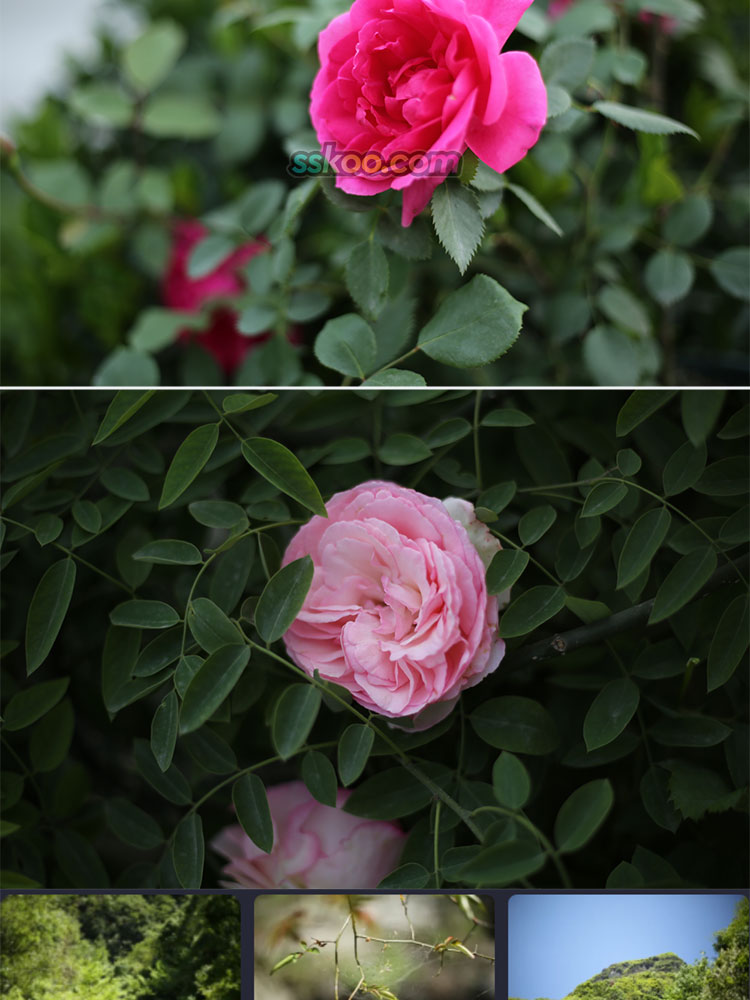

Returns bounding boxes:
[211,781,405,888]
[310,0,547,226]
[162,220,267,374]
[282,481,505,725]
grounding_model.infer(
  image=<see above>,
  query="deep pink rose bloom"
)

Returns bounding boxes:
[211,781,405,888]
[162,220,267,374]
[282,481,505,724]
[310,0,547,225]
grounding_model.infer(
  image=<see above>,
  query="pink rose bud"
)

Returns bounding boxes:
[310,0,547,226]
[162,220,269,374]
[281,481,505,725]
[211,781,406,888]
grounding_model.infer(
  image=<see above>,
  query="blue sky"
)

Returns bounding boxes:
[508,893,746,999]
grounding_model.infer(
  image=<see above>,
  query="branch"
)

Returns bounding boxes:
[507,553,749,669]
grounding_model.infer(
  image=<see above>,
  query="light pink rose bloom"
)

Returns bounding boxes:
[310,0,547,225]
[211,781,405,888]
[282,481,505,724]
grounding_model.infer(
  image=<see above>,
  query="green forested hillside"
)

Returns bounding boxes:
[0,894,240,1000]
[512,898,749,1000]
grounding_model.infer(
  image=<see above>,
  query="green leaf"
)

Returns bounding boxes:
[486,549,529,595]
[651,715,731,747]
[597,285,651,337]
[343,767,434,819]
[134,629,183,678]
[237,302,277,335]
[110,600,180,629]
[518,505,557,545]
[314,314,377,379]
[417,275,526,367]
[695,457,750,496]
[72,499,101,534]
[667,761,743,821]
[255,556,315,644]
[479,481,517,513]
[361,370,427,388]
[180,645,250,734]
[142,94,221,139]
[122,19,186,91]
[710,247,750,301]
[648,546,718,624]
[187,234,236,279]
[93,348,160,387]
[663,441,707,496]
[378,864,431,889]
[105,798,164,850]
[616,390,676,436]
[583,678,640,751]
[663,194,713,247]
[26,558,76,675]
[70,83,133,127]
[644,249,694,307]
[431,183,484,274]
[345,241,389,317]
[187,597,244,653]
[183,729,238,774]
[134,738,192,805]
[92,390,157,444]
[232,774,273,853]
[681,389,725,447]
[3,677,69,732]
[210,536,256,614]
[593,101,699,138]
[554,779,614,853]
[540,35,596,89]
[498,585,566,638]
[34,513,63,547]
[272,684,322,760]
[29,699,74,772]
[616,508,671,589]
[159,424,219,509]
[616,449,642,476]
[301,750,338,807]
[506,183,563,237]
[54,831,109,888]
[337,724,375,787]
[100,467,150,502]
[127,309,197,353]
[151,691,179,772]
[133,540,202,565]
[173,813,204,888]
[640,765,681,833]
[470,696,558,755]
[188,500,248,529]
[492,752,531,810]
[222,392,277,414]
[455,840,546,884]
[708,595,749,692]
[378,433,433,465]
[481,408,534,427]
[241,438,327,517]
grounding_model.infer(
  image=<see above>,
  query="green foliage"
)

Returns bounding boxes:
[0,388,747,889]
[0,894,240,1000]
[0,0,747,386]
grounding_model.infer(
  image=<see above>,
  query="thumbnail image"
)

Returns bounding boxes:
[0,893,240,999]
[509,893,748,1000]
[255,893,494,999]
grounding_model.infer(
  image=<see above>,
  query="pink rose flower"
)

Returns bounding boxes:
[162,220,268,374]
[282,481,505,724]
[310,0,547,226]
[211,781,405,888]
